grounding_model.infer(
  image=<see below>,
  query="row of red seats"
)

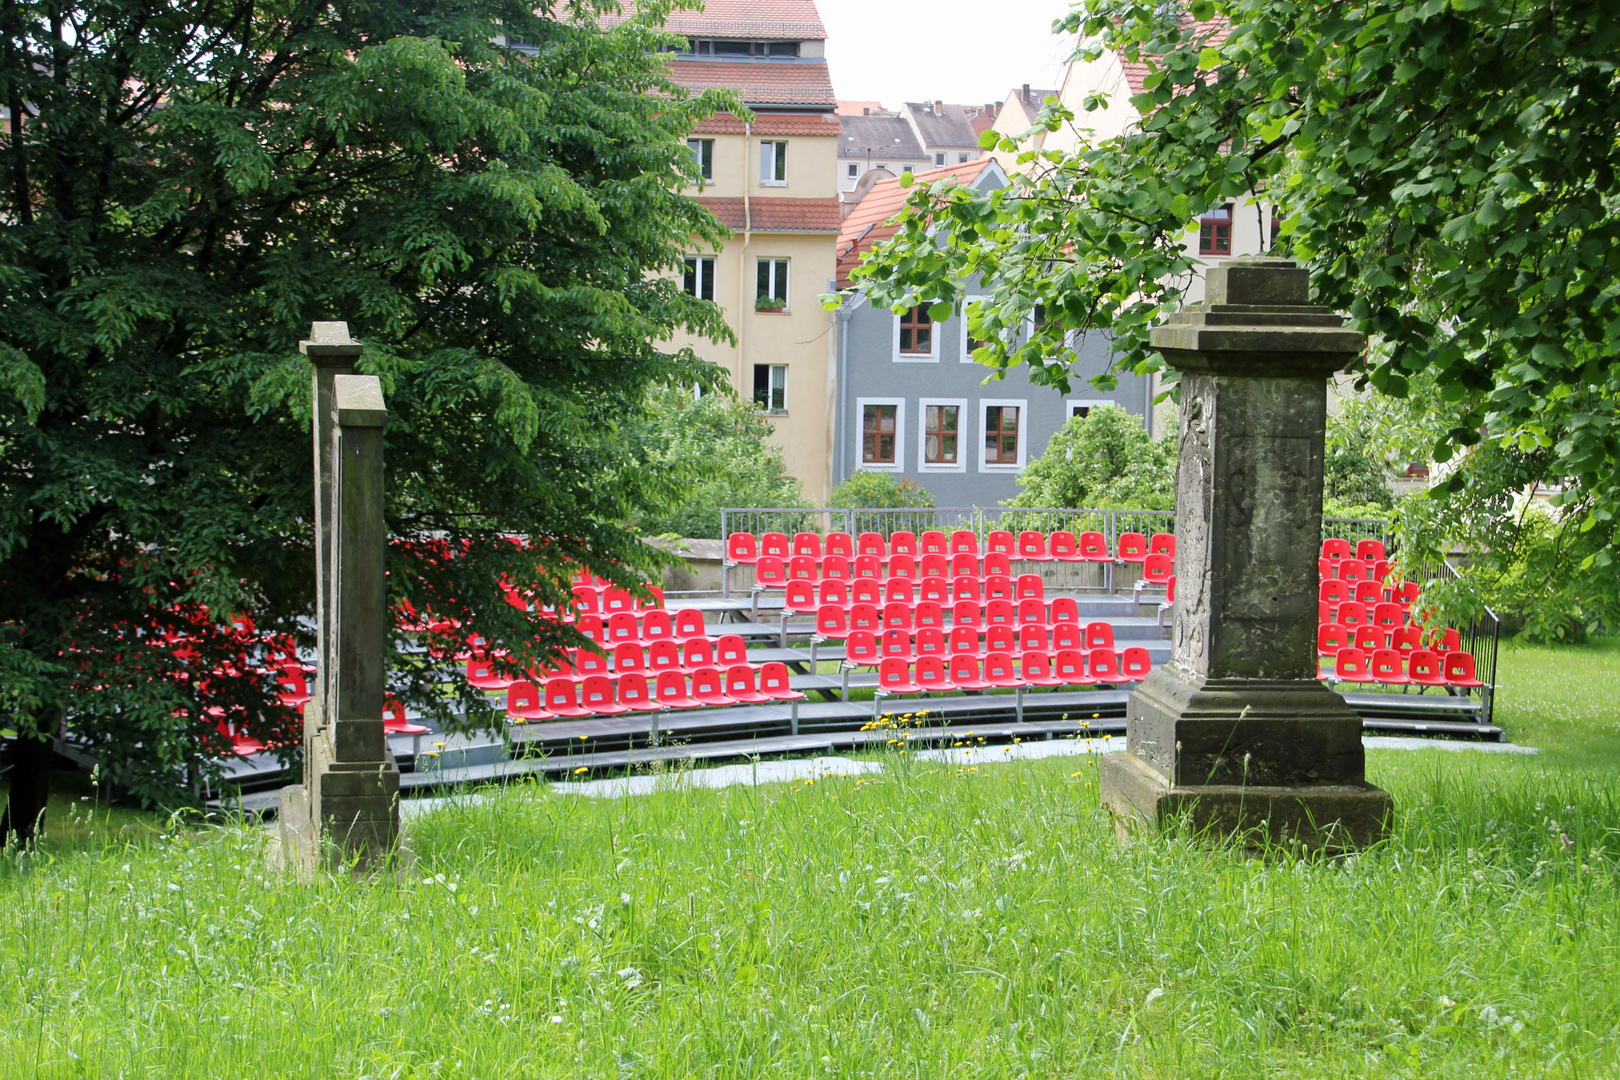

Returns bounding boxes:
[1322,538,1386,563]
[470,635,755,688]
[1321,578,1420,610]
[874,648,1151,697]
[729,529,1175,566]
[1323,647,1486,688]
[814,602,1130,642]
[756,553,1175,591]
[506,663,804,721]
[842,627,1147,666]
[1317,623,1460,656]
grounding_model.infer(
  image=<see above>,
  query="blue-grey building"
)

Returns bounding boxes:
[831,160,1153,506]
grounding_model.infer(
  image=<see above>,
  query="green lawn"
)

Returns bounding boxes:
[1,638,1616,1077]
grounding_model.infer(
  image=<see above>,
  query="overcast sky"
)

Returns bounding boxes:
[815,0,1078,109]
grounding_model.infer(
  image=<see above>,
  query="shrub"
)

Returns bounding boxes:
[1006,404,1175,510]
[826,471,936,510]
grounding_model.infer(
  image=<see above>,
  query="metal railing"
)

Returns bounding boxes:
[1404,559,1500,726]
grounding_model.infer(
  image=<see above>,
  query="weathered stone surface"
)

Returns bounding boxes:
[1100,257,1390,851]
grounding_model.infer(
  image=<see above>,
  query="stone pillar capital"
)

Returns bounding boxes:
[299,321,365,366]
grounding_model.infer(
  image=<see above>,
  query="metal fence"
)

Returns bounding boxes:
[1404,558,1501,726]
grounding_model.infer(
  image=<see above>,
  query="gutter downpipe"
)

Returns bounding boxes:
[738,121,752,394]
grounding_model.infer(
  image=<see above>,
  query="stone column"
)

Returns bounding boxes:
[1099,257,1392,851]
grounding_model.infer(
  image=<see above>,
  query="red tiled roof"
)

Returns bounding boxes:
[835,159,998,288]
[696,196,843,233]
[692,112,840,136]
[1118,20,1231,98]
[666,57,835,106]
[602,1,827,40]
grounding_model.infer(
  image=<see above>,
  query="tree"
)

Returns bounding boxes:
[624,384,807,540]
[846,0,1620,566]
[826,472,936,511]
[1006,404,1176,511]
[0,0,732,841]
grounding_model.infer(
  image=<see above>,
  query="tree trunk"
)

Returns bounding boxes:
[1,729,54,847]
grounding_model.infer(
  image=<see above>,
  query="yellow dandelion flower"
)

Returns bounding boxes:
[573,767,587,775]
[579,735,589,741]
[1071,771,1083,777]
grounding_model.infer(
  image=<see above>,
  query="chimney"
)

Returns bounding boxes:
[863,106,870,115]
[1022,83,1031,104]
[933,99,944,115]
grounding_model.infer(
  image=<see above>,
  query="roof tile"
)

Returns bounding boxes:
[604,1,827,40]
[697,196,843,233]
[666,57,835,107]
[835,159,998,287]
[693,112,840,136]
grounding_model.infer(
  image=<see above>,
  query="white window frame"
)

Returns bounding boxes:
[760,140,788,186]
[958,151,970,163]
[847,162,858,178]
[1066,398,1111,421]
[891,305,940,363]
[978,398,1029,473]
[754,364,788,414]
[856,397,905,472]
[934,152,945,166]
[755,257,789,310]
[683,255,716,302]
[961,295,989,363]
[686,138,713,181]
[917,397,968,473]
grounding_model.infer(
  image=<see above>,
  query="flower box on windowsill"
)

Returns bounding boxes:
[754,299,786,314]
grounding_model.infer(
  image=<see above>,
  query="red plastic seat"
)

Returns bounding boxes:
[985,623,1018,655]
[715,634,749,667]
[1332,647,1371,683]
[579,675,628,716]
[844,631,881,667]
[857,532,887,560]
[647,639,683,676]
[818,579,850,610]
[636,586,665,613]
[755,531,787,560]
[600,587,635,616]
[918,575,950,604]
[1444,652,1485,688]
[881,602,913,632]
[1088,648,1121,683]
[888,554,918,581]
[982,551,1012,578]
[1078,530,1110,561]
[383,697,429,735]
[952,576,981,603]
[1048,530,1081,562]
[505,681,552,722]
[758,662,805,702]
[1118,647,1152,683]
[984,575,1015,603]
[788,555,819,584]
[792,532,822,560]
[847,578,881,606]
[1372,602,1405,632]
[785,579,818,613]
[1116,532,1148,564]
[607,611,643,648]
[725,665,771,704]
[1321,538,1352,563]
[273,664,311,712]
[914,626,947,658]
[890,531,920,558]
[545,677,590,718]
[1353,624,1386,653]
[984,599,1016,627]
[878,657,923,696]
[679,637,716,674]
[726,533,759,566]
[1140,553,1174,587]
[825,532,855,560]
[1083,621,1115,651]
[1016,597,1048,628]
[571,585,601,616]
[1390,626,1423,654]
[640,609,675,643]
[884,578,915,606]
[1429,627,1461,653]
[1052,649,1092,686]
[919,530,949,556]
[1392,580,1421,608]
[1406,650,1445,687]
[618,673,656,711]
[1336,601,1368,629]
[1017,624,1049,655]
[920,553,950,579]
[1021,651,1063,687]
[754,557,788,588]
[880,628,915,662]
[612,642,646,679]
[1018,531,1051,562]
[915,601,945,631]
[915,654,950,692]
[1319,578,1351,608]
[1050,622,1083,651]
[815,604,850,640]
[848,603,881,635]
[1008,574,1043,604]
[949,529,980,556]
[654,670,701,709]
[1369,649,1408,685]
[983,651,1022,688]
[674,608,707,640]
[1317,622,1350,656]
[1049,596,1079,625]
[1354,580,1385,606]
[467,656,515,692]
[1339,559,1368,584]
[853,554,884,580]
[985,530,1015,556]
[949,552,980,579]
[822,554,852,582]
[951,600,982,630]
[947,624,982,658]
[1148,533,1175,559]
[1356,539,1387,563]
[689,667,735,707]
[947,654,991,690]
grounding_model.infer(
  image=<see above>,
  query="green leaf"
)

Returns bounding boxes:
[927,301,953,322]
[0,345,46,423]
[1198,47,1222,71]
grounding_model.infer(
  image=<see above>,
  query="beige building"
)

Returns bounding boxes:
[637,0,842,501]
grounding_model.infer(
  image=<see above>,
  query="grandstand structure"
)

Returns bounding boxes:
[198,509,1501,811]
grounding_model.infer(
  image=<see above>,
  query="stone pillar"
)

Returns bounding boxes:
[277,329,400,870]
[1099,257,1392,851]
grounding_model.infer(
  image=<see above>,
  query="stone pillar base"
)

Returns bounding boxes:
[1100,750,1391,853]
[271,784,318,880]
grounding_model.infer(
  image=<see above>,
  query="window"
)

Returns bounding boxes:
[847,162,858,178]
[979,400,1028,471]
[753,365,787,413]
[686,139,713,181]
[902,164,913,174]
[714,40,753,55]
[899,306,931,354]
[934,152,945,166]
[876,163,887,172]
[961,296,988,362]
[756,258,789,307]
[922,402,964,467]
[760,141,787,185]
[1066,399,1110,421]
[766,41,800,57]
[862,403,899,465]
[682,256,716,302]
[1199,204,1232,256]
[958,152,970,163]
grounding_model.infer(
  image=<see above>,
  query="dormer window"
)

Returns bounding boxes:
[685,39,800,57]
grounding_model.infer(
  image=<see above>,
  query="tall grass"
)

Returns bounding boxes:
[0,639,1615,1077]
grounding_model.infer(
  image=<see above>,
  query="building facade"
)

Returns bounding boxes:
[837,113,930,199]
